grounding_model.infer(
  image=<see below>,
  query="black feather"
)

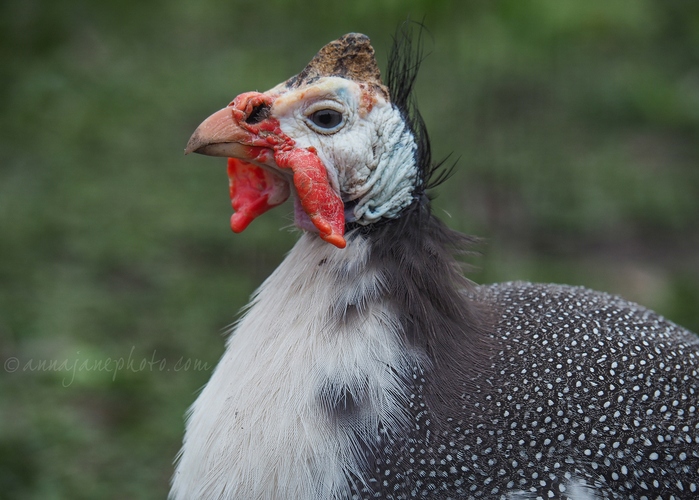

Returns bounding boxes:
[365,206,496,425]
[386,22,456,196]
[366,28,497,412]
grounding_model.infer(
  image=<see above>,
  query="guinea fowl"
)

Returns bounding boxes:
[171,32,699,499]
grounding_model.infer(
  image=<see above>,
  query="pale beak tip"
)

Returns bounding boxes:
[184,132,204,156]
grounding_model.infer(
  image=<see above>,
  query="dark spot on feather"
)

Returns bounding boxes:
[341,303,360,324]
[317,381,380,479]
[317,381,367,431]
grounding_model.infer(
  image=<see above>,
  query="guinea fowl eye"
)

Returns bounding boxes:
[309,109,343,130]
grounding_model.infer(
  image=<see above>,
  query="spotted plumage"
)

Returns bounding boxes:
[172,29,699,500]
[349,279,699,499]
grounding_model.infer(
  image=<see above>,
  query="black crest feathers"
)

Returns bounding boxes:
[386,23,455,195]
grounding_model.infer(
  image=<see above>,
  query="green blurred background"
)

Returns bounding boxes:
[1,0,698,498]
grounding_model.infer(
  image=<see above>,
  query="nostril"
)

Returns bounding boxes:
[245,104,270,124]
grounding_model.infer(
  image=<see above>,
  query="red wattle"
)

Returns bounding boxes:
[227,158,290,233]
[273,147,346,249]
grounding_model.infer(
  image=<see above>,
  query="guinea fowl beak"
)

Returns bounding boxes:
[184,106,260,159]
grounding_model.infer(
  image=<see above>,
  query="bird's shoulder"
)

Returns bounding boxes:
[474,281,698,348]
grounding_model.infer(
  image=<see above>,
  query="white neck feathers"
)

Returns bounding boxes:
[170,233,420,500]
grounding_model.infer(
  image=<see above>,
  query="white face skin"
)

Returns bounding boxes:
[267,76,419,224]
[269,77,386,198]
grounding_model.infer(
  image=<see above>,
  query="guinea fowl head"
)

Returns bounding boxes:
[185,33,432,249]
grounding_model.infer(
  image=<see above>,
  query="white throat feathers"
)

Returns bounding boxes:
[170,232,422,500]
